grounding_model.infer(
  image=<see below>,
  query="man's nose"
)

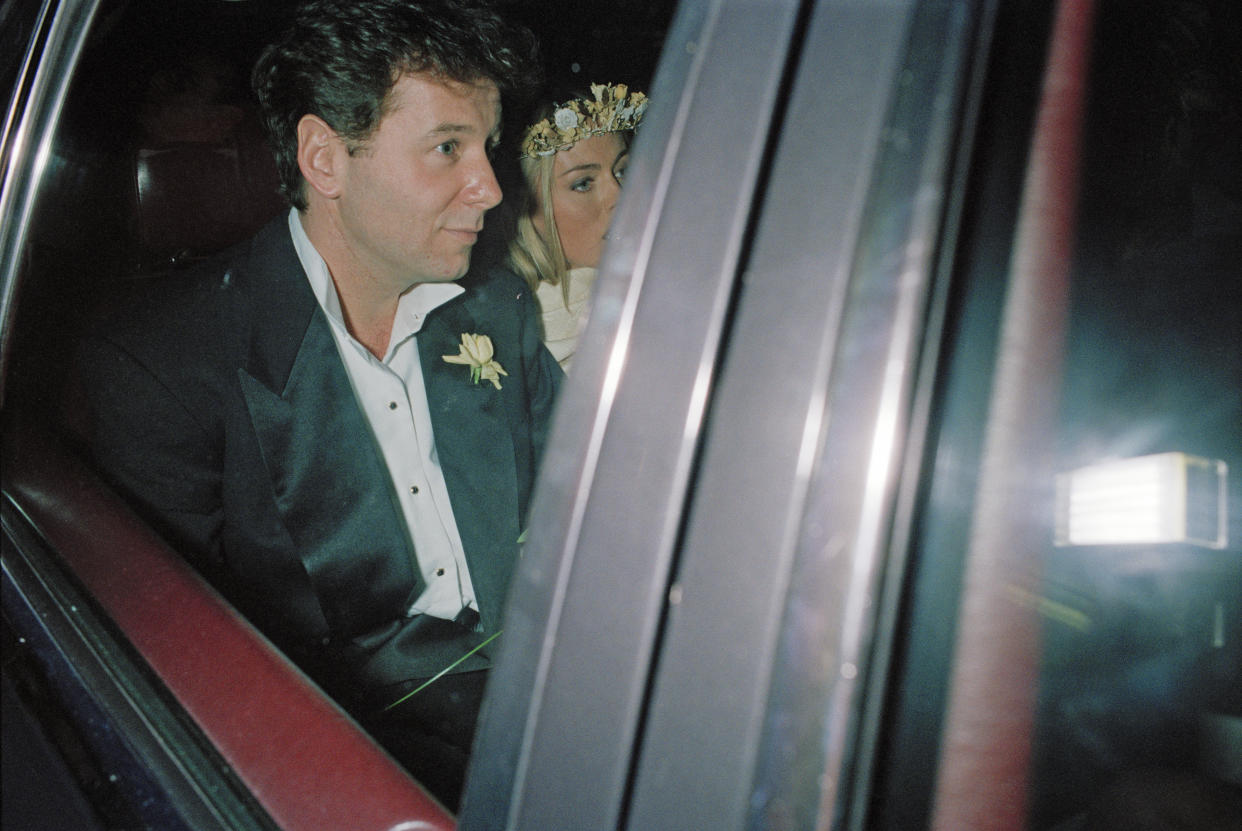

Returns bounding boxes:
[465,157,503,210]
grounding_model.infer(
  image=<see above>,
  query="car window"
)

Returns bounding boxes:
[876,2,1242,829]
[5,0,291,413]
[5,0,678,429]
[1031,2,1240,826]
[3,0,677,820]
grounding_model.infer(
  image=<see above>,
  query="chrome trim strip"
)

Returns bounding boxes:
[0,0,100,405]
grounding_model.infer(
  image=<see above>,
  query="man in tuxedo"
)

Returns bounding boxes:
[77,0,559,808]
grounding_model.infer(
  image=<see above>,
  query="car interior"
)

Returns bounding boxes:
[3,0,1239,829]
[3,0,676,827]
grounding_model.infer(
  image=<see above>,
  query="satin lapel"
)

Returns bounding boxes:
[419,296,521,630]
[237,219,318,394]
[236,223,418,633]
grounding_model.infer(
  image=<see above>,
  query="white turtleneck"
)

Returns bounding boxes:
[534,266,597,370]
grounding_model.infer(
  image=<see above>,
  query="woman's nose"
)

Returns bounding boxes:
[604,177,622,211]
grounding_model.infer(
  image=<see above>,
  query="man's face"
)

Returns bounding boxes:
[333,73,502,291]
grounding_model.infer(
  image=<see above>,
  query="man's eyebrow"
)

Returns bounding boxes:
[427,122,476,136]
[426,123,502,147]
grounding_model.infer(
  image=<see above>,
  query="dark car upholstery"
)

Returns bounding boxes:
[130,109,284,273]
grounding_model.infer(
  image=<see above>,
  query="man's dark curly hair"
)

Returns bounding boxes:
[253,0,540,209]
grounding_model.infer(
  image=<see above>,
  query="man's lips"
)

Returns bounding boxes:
[444,227,481,243]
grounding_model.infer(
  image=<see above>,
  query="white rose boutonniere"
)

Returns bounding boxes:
[442,332,508,390]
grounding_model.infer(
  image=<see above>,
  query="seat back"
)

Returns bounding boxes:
[131,105,285,273]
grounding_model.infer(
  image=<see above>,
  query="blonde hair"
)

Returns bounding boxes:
[507,151,569,296]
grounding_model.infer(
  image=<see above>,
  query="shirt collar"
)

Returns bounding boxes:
[288,208,464,359]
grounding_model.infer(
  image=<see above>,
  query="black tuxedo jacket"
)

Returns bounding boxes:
[79,218,561,708]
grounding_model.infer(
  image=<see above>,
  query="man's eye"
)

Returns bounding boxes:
[436,140,459,156]
[571,177,594,193]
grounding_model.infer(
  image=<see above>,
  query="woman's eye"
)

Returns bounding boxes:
[613,154,630,185]
[570,177,594,193]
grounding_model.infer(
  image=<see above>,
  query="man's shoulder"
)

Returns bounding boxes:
[92,218,299,351]
[462,264,529,300]
[457,265,537,322]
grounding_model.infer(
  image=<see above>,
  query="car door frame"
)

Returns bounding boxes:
[458,0,1048,828]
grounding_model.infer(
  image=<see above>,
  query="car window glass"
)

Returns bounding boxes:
[883,2,1242,828]
[1030,2,1241,826]
[7,0,290,412]
[6,0,677,421]
[4,0,676,811]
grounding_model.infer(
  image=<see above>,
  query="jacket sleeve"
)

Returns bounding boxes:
[75,328,226,572]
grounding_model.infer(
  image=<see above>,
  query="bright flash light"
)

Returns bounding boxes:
[1055,452,1227,548]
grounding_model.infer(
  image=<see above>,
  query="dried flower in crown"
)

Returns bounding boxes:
[520,83,649,158]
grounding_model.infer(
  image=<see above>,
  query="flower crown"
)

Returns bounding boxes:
[520,83,649,158]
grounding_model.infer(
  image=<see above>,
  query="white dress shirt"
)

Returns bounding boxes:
[288,209,477,622]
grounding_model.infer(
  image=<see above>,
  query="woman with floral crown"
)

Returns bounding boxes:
[507,83,648,369]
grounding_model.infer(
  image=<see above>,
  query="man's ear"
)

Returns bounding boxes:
[296,114,344,199]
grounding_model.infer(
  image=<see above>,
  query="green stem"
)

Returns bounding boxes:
[383,629,503,712]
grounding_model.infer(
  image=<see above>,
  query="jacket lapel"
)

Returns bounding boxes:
[235,221,419,635]
[419,294,521,631]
